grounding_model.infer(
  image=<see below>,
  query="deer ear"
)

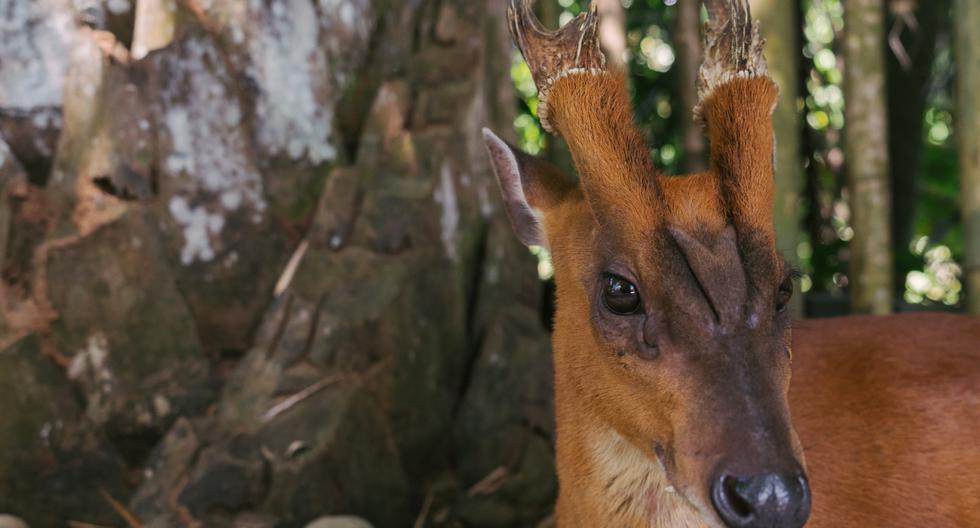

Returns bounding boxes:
[482,127,571,248]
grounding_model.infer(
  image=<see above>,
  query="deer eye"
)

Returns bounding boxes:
[603,274,641,315]
[776,275,794,313]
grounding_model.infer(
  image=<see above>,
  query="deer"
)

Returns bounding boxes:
[482,1,980,527]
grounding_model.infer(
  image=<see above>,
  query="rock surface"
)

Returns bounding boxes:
[0,337,129,525]
[305,516,374,528]
[0,515,28,528]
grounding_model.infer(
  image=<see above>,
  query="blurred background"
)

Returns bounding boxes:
[0,0,976,527]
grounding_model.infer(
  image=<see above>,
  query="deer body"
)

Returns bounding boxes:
[790,314,980,527]
[484,2,980,527]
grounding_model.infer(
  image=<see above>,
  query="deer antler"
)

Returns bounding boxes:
[695,0,769,123]
[502,0,660,231]
[695,0,779,237]
[507,0,606,132]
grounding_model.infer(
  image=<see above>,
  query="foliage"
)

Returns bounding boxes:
[511,0,966,311]
[801,0,851,300]
[908,46,963,306]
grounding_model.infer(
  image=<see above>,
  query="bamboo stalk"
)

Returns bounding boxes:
[750,0,805,316]
[844,0,895,314]
[955,0,980,314]
[677,0,708,173]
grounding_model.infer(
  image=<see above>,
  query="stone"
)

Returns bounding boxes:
[142,31,290,352]
[305,516,373,528]
[451,315,557,526]
[0,336,129,526]
[311,168,360,251]
[45,210,213,463]
[233,512,280,528]
[130,417,202,519]
[0,0,76,113]
[0,515,28,528]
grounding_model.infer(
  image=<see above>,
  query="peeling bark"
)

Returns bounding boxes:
[0,0,554,526]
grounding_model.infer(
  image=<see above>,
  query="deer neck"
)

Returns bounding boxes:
[553,363,710,528]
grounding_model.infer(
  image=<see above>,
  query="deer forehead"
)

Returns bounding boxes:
[560,186,758,294]
[569,166,731,248]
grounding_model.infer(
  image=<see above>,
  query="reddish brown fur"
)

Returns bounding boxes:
[658,172,726,235]
[547,71,662,234]
[538,147,980,528]
[488,3,980,527]
[700,77,779,238]
[791,314,980,526]
[509,73,980,528]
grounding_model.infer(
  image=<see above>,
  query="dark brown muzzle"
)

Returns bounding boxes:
[711,467,811,528]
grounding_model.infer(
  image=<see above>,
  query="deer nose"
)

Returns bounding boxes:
[711,471,811,528]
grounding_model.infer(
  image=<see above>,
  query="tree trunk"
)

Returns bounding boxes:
[0,0,555,525]
[676,0,708,173]
[597,0,627,68]
[956,0,980,314]
[844,0,895,314]
[750,0,805,316]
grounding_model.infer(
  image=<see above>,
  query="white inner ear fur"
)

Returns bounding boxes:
[482,128,547,248]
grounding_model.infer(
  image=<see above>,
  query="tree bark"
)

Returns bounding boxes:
[0,0,555,525]
[597,0,627,68]
[844,0,895,314]
[750,0,804,316]
[676,0,708,173]
[956,0,980,314]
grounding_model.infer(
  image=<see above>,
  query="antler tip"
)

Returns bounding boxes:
[695,0,771,121]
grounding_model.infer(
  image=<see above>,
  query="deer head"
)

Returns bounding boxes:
[484,1,810,527]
